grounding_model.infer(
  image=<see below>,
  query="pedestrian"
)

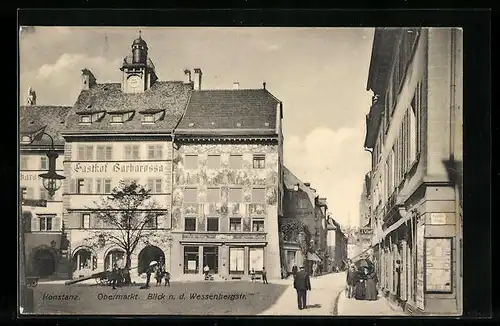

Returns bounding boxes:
[293,266,311,310]
[155,264,164,286]
[395,259,402,300]
[365,265,378,301]
[111,262,119,290]
[354,266,367,300]
[141,263,154,289]
[250,268,256,282]
[346,264,357,298]
[262,267,268,284]
[203,264,210,280]
[292,265,298,279]
[164,271,171,287]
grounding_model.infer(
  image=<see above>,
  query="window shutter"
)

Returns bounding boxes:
[31,216,39,232]
[53,216,62,231]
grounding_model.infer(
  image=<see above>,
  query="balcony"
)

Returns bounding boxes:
[180,232,267,244]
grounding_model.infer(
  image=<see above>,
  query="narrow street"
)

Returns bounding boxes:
[260,272,345,315]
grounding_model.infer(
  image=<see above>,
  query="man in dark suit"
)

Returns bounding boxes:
[293,266,311,310]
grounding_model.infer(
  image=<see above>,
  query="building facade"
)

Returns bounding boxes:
[20,98,71,279]
[170,85,284,281]
[364,28,463,315]
[61,36,192,279]
[359,172,371,228]
[326,217,348,271]
[282,167,326,275]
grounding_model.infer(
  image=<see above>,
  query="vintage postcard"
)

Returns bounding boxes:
[18,26,463,316]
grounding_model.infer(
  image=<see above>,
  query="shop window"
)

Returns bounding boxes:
[249,247,264,274]
[184,246,199,274]
[229,247,244,274]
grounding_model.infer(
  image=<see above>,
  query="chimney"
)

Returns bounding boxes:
[26,87,37,106]
[233,82,240,90]
[81,68,97,90]
[184,69,192,83]
[193,68,202,91]
[263,82,266,90]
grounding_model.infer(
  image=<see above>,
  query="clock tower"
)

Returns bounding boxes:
[120,31,158,94]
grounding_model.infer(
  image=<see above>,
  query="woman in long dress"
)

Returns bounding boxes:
[364,266,379,300]
[353,267,367,300]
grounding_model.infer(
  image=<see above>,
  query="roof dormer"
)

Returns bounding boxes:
[109,110,134,124]
[139,109,165,125]
[77,110,106,125]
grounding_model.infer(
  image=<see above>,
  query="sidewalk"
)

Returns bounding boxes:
[336,289,406,316]
[259,272,346,316]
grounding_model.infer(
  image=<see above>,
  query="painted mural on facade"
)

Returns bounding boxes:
[172,144,279,231]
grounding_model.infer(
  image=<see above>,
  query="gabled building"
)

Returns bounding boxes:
[171,82,284,281]
[326,216,348,272]
[282,167,326,275]
[61,35,192,279]
[20,91,72,279]
[364,28,463,315]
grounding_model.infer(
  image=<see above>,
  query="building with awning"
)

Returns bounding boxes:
[363,28,463,315]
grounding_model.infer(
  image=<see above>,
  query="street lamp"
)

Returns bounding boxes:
[21,127,66,197]
[20,126,66,314]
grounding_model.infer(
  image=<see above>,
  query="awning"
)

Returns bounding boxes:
[381,211,413,240]
[307,252,322,262]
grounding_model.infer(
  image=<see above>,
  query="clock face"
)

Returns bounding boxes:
[128,76,140,88]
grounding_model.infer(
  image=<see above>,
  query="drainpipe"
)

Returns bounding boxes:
[449,29,456,164]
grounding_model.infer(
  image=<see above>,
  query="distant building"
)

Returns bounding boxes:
[20,95,71,279]
[281,167,325,276]
[326,217,348,271]
[364,28,463,315]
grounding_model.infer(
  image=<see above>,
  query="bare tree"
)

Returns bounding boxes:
[83,181,163,285]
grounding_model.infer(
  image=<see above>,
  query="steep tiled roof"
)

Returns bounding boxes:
[175,89,280,136]
[283,166,317,205]
[20,106,72,146]
[64,81,192,134]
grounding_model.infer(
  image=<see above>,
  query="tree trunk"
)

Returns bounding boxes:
[123,253,132,285]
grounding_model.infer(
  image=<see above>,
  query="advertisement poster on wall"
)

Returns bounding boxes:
[425,238,452,292]
[416,219,425,310]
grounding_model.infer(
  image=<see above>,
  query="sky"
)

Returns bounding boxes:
[19,26,374,229]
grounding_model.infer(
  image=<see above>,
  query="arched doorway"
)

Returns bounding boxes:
[138,246,165,274]
[33,249,56,278]
[72,248,97,276]
[104,249,125,271]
